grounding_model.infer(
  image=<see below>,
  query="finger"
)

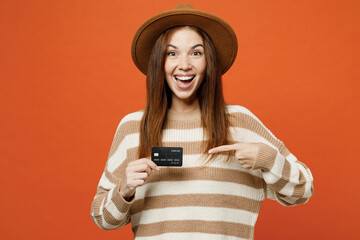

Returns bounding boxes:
[208,144,238,154]
[239,161,253,169]
[131,172,149,180]
[127,158,148,167]
[127,163,149,173]
[238,158,251,162]
[145,159,160,171]
[128,158,159,171]
[128,179,145,189]
[241,163,252,169]
[145,166,152,176]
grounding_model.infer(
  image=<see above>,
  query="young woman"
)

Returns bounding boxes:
[91,4,314,240]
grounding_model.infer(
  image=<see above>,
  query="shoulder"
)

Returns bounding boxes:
[226,104,261,121]
[226,104,279,140]
[226,104,252,115]
[119,110,144,125]
[115,109,144,134]
[106,110,144,162]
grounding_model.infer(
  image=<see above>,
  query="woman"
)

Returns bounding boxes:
[91,4,314,240]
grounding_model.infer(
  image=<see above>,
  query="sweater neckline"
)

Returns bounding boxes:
[166,108,201,122]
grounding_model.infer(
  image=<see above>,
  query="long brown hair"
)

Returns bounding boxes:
[139,26,231,162]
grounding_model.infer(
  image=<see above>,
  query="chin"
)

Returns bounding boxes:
[173,92,197,102]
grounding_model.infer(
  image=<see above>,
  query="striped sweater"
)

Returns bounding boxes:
[90,105,314,240]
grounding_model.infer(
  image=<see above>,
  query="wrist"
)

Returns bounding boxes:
[123,194,135,202]
[121,190,135,202]
[120,188,135,201]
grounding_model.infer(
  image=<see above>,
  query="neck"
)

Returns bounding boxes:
[170,95,200,112]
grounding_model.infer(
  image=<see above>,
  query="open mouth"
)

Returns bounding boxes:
[175,75,195,81]
[174,75,195,89]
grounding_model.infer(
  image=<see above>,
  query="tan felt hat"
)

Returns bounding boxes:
[131,4,238,75]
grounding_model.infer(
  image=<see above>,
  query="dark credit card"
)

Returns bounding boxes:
[151,147,183,167]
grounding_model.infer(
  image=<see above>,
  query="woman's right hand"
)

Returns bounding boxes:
[120,158,160,199]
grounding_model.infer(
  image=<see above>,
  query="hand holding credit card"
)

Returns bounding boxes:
[151,147,183,167]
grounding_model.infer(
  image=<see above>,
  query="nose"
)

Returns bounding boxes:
[178,55,191,70]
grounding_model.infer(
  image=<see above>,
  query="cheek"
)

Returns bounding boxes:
[164,62,173,86]
[198,61,207,77]
[164,60,175,75]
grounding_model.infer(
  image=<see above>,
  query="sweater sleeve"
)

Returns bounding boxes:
[227,105,314,207]
[90,112,141,230]
[90,175,134,230]
[252,142,314,206]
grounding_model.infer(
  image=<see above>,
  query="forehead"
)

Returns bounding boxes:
[167,27,204,45]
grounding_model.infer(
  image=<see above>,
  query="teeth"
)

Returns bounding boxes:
[175,76,194,81]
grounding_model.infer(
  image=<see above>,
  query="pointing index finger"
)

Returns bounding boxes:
[208,144,238,154]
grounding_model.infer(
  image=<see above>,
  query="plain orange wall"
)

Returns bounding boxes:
[1,0,359,239]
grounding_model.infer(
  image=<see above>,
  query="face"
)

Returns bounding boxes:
[164,27,206,104]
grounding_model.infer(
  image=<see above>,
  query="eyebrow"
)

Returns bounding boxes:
[167,44,204,49]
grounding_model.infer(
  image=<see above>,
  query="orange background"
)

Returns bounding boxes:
[1,0,359,239]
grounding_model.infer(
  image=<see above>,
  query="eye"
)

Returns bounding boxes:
[167,51,177,56]
[192,51,203,56]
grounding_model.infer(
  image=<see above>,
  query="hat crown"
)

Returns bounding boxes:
[175,4,194,10]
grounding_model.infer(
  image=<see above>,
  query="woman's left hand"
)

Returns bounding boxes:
[208,142,260,169]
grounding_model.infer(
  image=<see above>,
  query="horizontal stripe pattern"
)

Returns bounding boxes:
[165,119,202,129]
[162,128,206,142]
[133,220,253,239]
[90,105,314,238]
[131,206,258,227]
[107,132,139,172]
[133,232,250,240]
[132,180,264,204]
[130,194,262,215]
[146,167,264,188]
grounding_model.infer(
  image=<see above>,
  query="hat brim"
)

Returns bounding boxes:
[131,7,238,75]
